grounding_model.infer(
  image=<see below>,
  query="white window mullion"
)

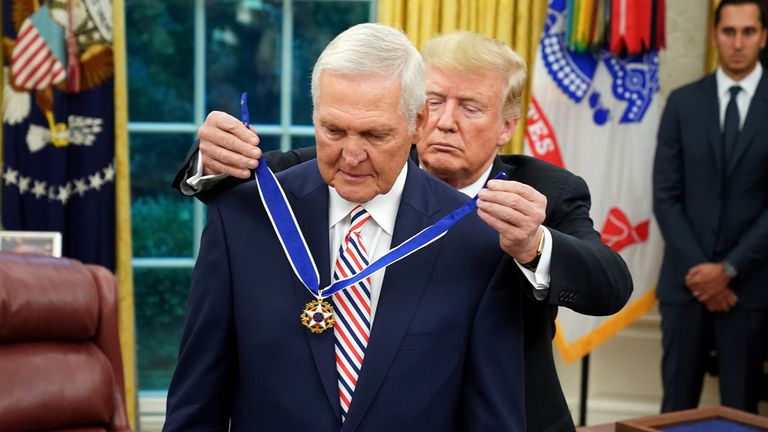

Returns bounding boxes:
[193,0,206,257]
[280,0,294,152]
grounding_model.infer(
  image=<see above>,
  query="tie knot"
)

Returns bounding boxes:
[349,205,370,233]
[729,85,742,99]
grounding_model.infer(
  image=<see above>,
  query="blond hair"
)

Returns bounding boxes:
[422,31,527,120]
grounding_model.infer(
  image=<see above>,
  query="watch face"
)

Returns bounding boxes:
[723,262,737,278]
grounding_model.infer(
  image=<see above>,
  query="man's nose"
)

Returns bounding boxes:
[341,137,368,165]
[436,101,458,132]
[734,32,745,49]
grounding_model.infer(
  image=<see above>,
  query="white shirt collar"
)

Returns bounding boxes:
[458,162,494,198]
[716,62,763,99]
[328,163,408,235]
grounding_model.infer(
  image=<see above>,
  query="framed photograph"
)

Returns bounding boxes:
[616,406,768,431]
[0,231,62,257]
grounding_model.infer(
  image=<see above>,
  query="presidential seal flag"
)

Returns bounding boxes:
[1,0,136,425]
[526,0,664,362]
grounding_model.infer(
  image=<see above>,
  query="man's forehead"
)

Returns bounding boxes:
[718,4,763,27]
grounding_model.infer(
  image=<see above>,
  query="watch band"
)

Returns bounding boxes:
[521,230,545,271]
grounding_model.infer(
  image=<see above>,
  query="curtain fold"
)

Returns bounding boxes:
[378,0,548,154]
[705,0,719,73]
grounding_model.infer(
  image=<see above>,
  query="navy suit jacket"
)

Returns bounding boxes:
[172,148,632,432]
[654,72,768,307]
[164,160,526,431]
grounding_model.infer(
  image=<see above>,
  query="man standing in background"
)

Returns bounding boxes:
[653,0,768,413]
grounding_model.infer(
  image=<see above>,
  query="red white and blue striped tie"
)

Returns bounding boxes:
[333,205,373,421]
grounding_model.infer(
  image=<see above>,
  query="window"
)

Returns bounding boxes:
[125,0,372,416]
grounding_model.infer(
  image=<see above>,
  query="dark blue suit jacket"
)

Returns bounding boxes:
[163,160,525,431]
[654,72,768,307]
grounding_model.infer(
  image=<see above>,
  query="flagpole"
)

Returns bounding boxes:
[579,354,590,426]
[112,0,137,427]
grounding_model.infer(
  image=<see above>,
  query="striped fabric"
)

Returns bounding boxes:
[11,9,66,90]
[332,205,372,421]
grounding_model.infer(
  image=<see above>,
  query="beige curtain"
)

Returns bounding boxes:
[379,0,548,154]
[705,0,719,73]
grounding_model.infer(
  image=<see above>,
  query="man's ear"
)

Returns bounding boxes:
[497,117,518,148]
[412,104,430,144]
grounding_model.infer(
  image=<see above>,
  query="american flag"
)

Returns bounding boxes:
[11,5,66,90]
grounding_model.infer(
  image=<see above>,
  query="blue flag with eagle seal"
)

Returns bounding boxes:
[1,0,137,426]
[525,0,664,362]
[2,0,116,269]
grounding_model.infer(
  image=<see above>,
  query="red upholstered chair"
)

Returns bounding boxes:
[0,252,131,432]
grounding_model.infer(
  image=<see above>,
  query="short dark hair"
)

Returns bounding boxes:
[714,0,767,28]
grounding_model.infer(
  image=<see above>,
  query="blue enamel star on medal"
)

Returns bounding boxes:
[240,92,506,334]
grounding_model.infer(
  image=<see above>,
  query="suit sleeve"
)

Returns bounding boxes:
[163,199,236,431]
[546,173,633,315]
[170,141,318,202]
[458,259,526,431]
[726,208,768,276]
[652,92,709,268]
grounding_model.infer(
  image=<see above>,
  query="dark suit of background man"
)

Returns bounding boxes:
[163,23,527,431]
[173,31,633,431]
[653,0,768,414]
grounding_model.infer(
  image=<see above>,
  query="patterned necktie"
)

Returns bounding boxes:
[332,205,372,421]
[722,85,742,170]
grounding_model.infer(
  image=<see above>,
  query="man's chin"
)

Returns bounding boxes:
[420,151,460,172]
[335,186,376,203]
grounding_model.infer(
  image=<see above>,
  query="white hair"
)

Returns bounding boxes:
[311,23,425,133]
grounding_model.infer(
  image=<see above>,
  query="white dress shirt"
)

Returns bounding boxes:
[716,62,763,130]
[327,163,407,322]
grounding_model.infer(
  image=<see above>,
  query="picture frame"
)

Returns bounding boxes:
[616,406,768,431]
[0,231,62,257]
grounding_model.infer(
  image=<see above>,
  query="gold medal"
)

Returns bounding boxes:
[301,299,335,334]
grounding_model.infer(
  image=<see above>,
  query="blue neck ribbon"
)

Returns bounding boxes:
[242,92,507,299]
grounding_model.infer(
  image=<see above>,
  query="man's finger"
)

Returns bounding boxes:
[200,123,261,156]
[200,139,260,171]
[477,191,545,225]
[201,155,254,179]
[476,197,529,227]
[205,111,260,144]
[486,179,542,200]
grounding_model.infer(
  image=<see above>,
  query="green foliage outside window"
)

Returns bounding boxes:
[126,0,371,392]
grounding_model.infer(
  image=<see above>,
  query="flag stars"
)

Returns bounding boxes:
[4,161,115,202]
[57,183,72,204]
[3,167,19,185]
[32,180,47,198]
[103,164,115,182]
[89,172,104,190]
[18,176,30,194]
[48,185,57,200]
[73,178,88,196]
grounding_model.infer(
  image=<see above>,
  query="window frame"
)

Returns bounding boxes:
[128,0,375,426]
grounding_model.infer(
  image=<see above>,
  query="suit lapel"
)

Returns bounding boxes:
[490,156,509,180]
[703,75,726,179]
[283,162,341,423]
[341,162,444,431]
[726,73,768,176]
